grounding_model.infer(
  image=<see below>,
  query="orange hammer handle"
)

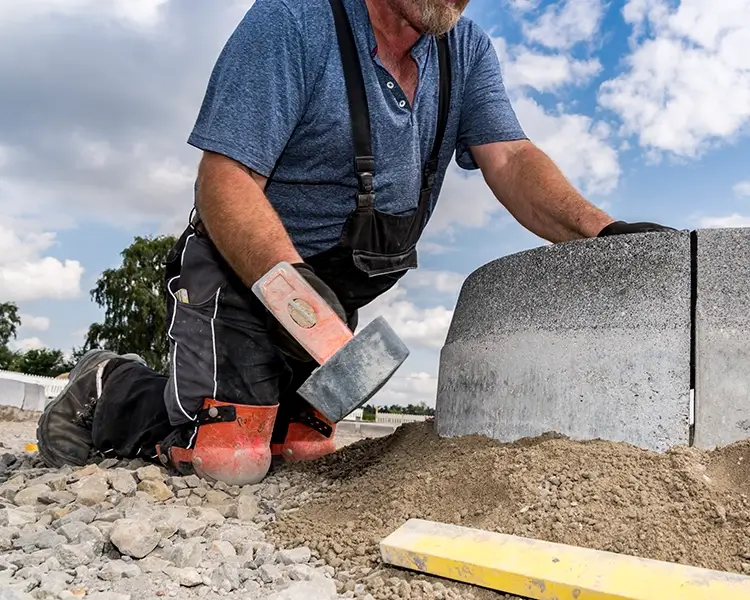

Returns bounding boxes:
[251,262,353,365]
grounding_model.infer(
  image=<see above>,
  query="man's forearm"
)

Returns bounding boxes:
[479,141,614,243]
[194,151,302,286]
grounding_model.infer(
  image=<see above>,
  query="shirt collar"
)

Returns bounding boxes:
[348,0,431,62]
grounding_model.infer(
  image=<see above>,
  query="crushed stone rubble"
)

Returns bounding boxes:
[5,415,750,600]
[0,449,390,600]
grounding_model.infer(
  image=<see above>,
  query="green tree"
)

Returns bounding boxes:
[9,348,70,377]
[85,235,176,373]
[0,301,21,347]
[0,346,17,370]
[0,301,21,370]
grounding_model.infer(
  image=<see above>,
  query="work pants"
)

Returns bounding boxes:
[88,226,354,460]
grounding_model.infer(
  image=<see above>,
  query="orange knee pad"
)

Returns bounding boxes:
[271,408,337,462]
[164,399,278,486]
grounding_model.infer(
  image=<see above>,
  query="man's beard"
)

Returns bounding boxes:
[417,0,468,35]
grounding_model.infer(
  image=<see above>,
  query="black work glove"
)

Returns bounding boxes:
[597,221,676,237]
[266,263,347,362]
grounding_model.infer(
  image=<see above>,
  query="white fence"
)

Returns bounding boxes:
[375,413,429,425]
[0,373,431,424]
[0,370,67,399]
[342,408,364,421]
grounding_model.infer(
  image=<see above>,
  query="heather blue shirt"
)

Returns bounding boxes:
[188,0,527,257]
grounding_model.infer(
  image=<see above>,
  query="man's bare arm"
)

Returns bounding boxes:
[472,140,615,243]
[194,151,302,286]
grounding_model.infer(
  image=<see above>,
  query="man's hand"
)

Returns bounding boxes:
[472,140,615,242]
[597,221,676,236]
[194,151,303,287]
[267,263,347,362]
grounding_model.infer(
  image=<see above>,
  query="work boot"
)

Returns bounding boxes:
[36,349,146,468]
[157,399,279,486]
[271,407,337,463]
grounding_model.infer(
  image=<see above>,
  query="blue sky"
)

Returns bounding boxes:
[1,0,749,406]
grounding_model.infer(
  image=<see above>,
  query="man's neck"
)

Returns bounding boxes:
[364,0,421,61]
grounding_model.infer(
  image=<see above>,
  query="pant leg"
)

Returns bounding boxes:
[90,360,172,459]
[90,225,359,460]
[162,226,292,430]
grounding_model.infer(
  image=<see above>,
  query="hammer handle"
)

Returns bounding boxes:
[251,262,354,365]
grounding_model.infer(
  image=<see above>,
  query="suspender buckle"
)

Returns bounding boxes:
[356,191,375,208]
[356,171,374,193]
[355,156,375,173]
[355,156,375,192]
[355,156,375,207]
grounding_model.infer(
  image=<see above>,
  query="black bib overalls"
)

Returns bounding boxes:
[304,0,453,315]
[147,0,454,449]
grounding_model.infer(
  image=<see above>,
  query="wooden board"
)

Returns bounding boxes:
[380,519,750,599]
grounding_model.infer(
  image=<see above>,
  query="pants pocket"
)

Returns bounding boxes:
[164,295,221,426]
[163,231,227,425]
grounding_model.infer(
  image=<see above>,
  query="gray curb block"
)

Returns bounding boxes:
[436,227,749,452]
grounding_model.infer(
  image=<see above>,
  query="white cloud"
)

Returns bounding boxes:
[417,240,453,255]
[485,39,622,199]
[70,133,115,170]
[0,0,170,29]
[0,142,198,231]
[698,214,750,228]
[0,2,252,235]
[501,46,602,93]
[357,285,454,350]
[514,97,621,195]
[598,0,750,158]
[141,156,195,196]
[0,220,83,302]
[426,162,506,236]
[401,270,465,294]
[20,314,51,332]
[370,371,438,408]
[523,0,606,50]
[504,0,541,12]
[734,180,750,198]
[8,337,46,352]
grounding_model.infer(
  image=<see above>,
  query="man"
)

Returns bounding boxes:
[36,0,671,485]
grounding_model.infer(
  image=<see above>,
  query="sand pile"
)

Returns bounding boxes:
[269,421,750,599]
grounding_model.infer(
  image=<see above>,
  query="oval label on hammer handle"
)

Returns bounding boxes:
[288,298,317,328]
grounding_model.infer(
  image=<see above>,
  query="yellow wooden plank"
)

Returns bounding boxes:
[379,518,750,600]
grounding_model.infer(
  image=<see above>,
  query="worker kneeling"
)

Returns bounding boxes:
[36,227,361,485]
[35,0,675,486]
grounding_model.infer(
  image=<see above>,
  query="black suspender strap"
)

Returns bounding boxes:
[327,0,452,207]
[424,37,452,191]
[329,0,375,208]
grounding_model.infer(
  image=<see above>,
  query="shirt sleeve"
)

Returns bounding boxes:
[187,0,309,177]
[455,32,528,171]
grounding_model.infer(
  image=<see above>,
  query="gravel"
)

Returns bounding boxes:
[0,454,354,600]
[0,415,401,600]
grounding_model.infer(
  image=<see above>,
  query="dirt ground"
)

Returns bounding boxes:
[4,406,750,599]
[269,421,750,599]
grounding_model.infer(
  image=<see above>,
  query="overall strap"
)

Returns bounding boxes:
[424,36,452,192]
[329,0,375,208]
[328,0,452,209]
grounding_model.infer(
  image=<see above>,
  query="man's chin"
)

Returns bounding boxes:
[418,0,466,36]
[423,19,461,36]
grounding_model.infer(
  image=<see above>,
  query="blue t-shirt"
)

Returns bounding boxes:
[188,0,527,257]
